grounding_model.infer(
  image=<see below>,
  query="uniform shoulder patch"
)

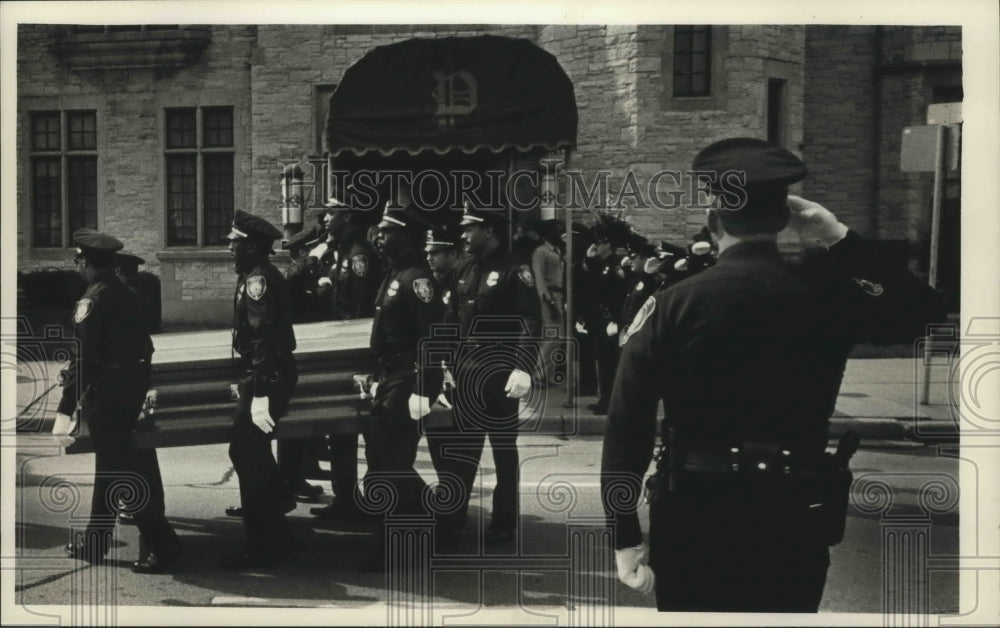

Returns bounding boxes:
[852,277,884,297]
[413,277,434,303]
[351,254,368,277]
[247,275,267,301]
[619,295,656,347]
[517,264,535,288]
[73,298,94,323]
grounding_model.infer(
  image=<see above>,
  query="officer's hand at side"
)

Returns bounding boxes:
[369,381,379,399]
[786,195,849,248]
[614,544,656,596]
[606,322,619,337]
[504,369,532,399]
[51,412,78,445]
[250,396,275,434]
[408,395,432,421]
[575,321,587,335]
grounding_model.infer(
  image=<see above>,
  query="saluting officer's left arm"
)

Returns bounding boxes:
[601,292,662,594]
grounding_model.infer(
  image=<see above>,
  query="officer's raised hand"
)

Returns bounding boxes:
[787,195,849,248]
[250,396,275,434]
[614,544,656,595]
[504,369,532,399]
[408,394,432,421]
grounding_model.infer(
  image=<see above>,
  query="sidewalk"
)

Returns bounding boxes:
[525,357,959,445]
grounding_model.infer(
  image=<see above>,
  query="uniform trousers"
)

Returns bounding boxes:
[591,329,620,406]
[81,366,178,553]
[228,357,297,556]
[436,367,520,532]
[648,475,830,612]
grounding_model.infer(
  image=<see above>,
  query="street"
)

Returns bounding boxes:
[11,431,959,622]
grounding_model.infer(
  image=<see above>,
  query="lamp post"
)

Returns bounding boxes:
[280,162,305,240]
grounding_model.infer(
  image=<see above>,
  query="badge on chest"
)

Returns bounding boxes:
[247,276,266,300]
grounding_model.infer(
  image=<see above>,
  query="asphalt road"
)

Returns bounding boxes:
[11,433,959,623]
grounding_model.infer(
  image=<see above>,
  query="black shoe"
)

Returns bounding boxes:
[225,505,243,517]
[483,525,515,545]
[310,500,365,520]
[131,542,185,574]
[293,482,324,503]
[586,401,608,414]
[118,512,136,526]
[218,550,287,570]
[65,541,108,564]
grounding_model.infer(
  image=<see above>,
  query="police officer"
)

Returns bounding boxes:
[221,210,298,569]
[425,225,461,290]
[55,230,183,574]
[438,205,542,545]
[311,208,383,522]
[357,205,446,570]
[115,250,161,333]
[583,215,629,414]
[283,221,326,323]
[601,138,947,611]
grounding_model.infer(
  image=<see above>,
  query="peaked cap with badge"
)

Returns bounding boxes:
[74,228,123,264]
[227,210,284,253]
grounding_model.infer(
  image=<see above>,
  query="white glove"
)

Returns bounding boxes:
[250,396,275,434]
[504,369,532,399]
[408,395,432,421]
[786,195,849,248]
[52,412,77,441]
[575,321,587,335]
[317,276,332,287]
[606,322,619,337]
[442,365,456,391]
[369,381,379,399]
[615,545,656,596]
[307,242,329,260]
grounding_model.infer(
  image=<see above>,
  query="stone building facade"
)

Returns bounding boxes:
[16,24,961,325]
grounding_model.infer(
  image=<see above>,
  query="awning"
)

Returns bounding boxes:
[325,35,577,157]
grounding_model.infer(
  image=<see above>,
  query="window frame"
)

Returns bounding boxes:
[28,109,99,248]
[163,105,235,248]
[661,26,729,112]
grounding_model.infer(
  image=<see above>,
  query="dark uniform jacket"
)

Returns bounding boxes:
[232,261,297,410]
[324,238,381,320]
[448,245,542,371]
[370,252,446,398]
[584,254,627,334]
[58,270,154,417]
[601,232,947,549]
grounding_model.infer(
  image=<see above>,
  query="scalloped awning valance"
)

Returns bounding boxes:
[325,35,577,158]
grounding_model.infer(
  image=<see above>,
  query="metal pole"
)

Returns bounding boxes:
[563,150,575,407]
[920,125,946,405]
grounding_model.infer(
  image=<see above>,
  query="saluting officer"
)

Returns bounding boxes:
[56,230,183,574]
[583,217,629,415]
[222,210,299,569]
[358,205,447,570]
[601,138,947,611]
[438,205,542,545]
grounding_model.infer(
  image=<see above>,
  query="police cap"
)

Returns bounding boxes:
[73,229,123,262]
[115,250,145,266]
[692,137,807,191]
[282,224,321,252]
[377,203,431,233]
[458,203,506,228]
[425,226,459,252]
[227,210,283,247]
